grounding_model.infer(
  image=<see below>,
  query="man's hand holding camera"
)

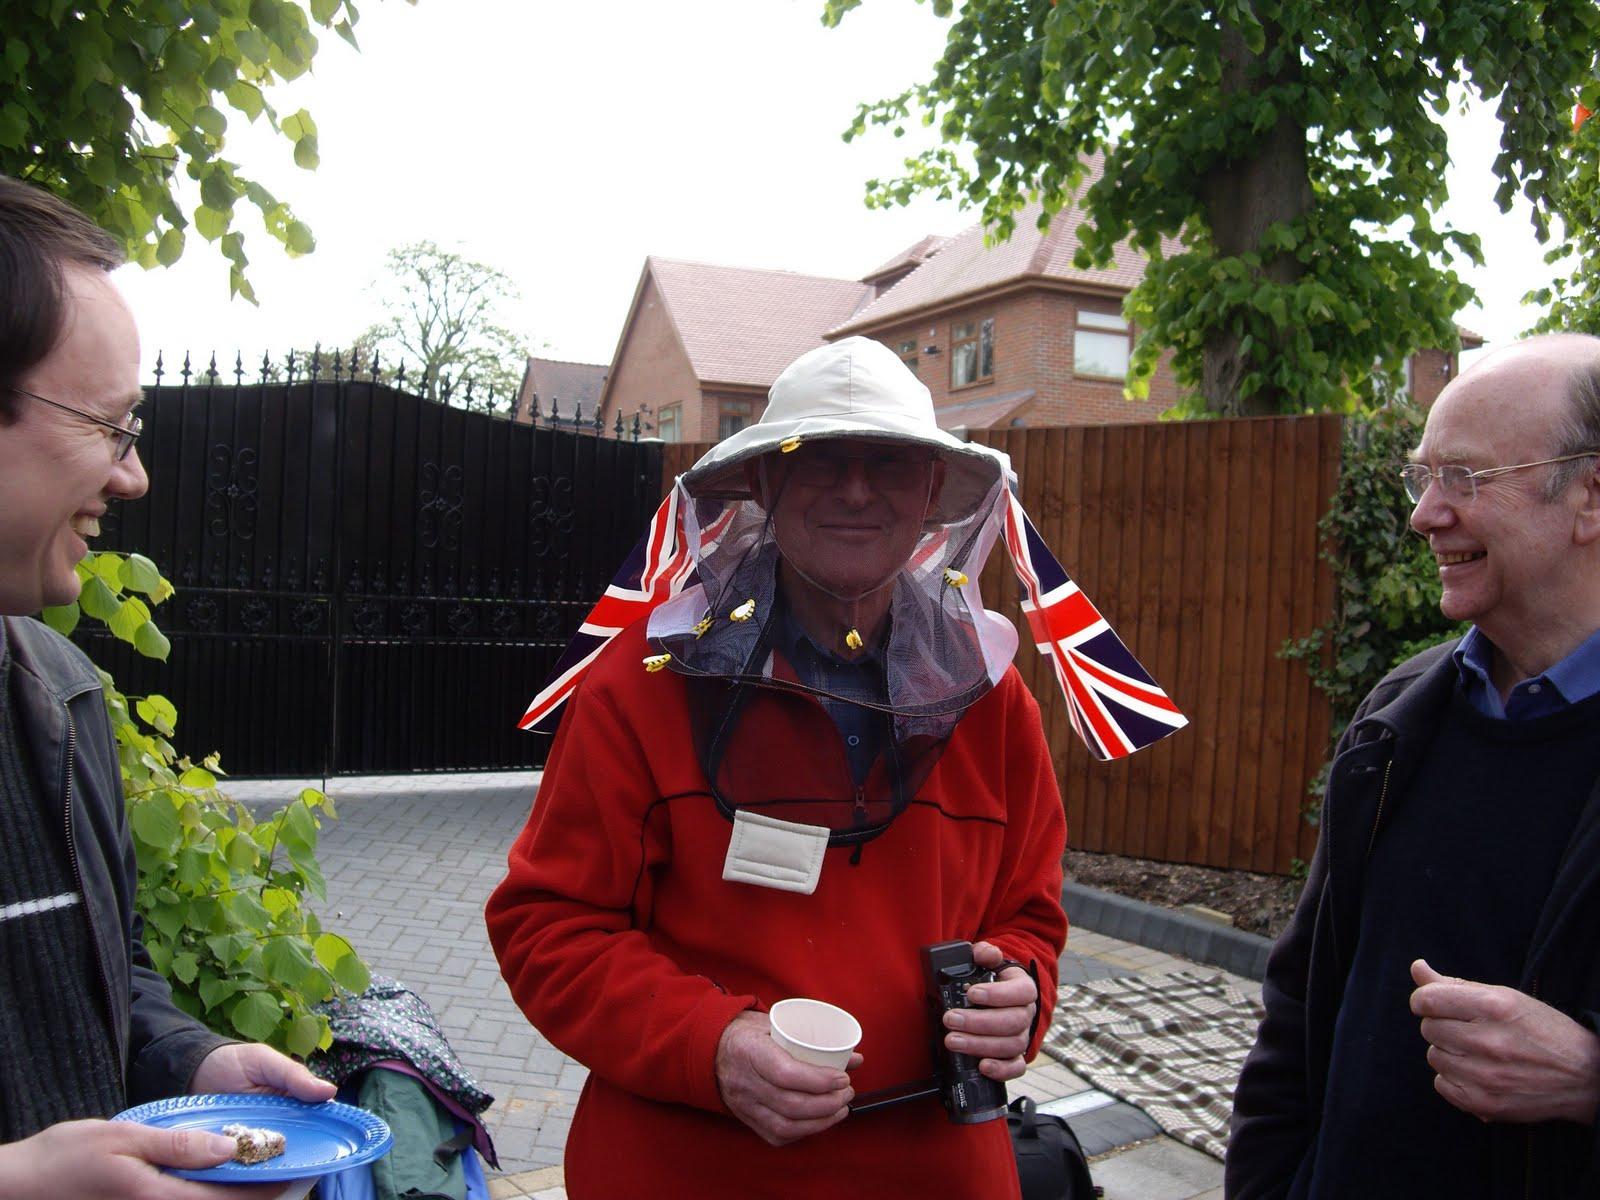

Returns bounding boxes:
[941,941,1038,1082]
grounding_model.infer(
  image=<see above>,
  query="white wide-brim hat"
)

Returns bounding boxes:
[681,336,1010,523]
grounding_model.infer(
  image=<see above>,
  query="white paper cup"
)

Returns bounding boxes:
[768,998,862,1070]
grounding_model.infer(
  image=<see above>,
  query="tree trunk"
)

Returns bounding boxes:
[1201,14,1312,416]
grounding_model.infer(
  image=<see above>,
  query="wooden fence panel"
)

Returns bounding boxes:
[659,415,1341,874]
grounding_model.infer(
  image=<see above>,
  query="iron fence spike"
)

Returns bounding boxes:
[153,350,165,384]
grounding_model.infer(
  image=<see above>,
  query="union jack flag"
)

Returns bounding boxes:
[1002,488,1187,760]
[517,490,699,732]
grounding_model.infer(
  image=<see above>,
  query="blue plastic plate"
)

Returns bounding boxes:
[112,1093,392,1182]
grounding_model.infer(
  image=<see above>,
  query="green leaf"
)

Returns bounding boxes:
[230,992,283,1042]
[228,891,271,931]
[199,972,244,1011]
[284,220,315,255]
[171,952,200,985]
[156,225,185,267]
[311,0,341,21]
[313,932,352,970]
[40,602,80,636]
[280,800,318,851]
[130,795,181,854]
[136,694,178,736]
[292,134,319,170]
[147,900,188,940]
[179,765,218,790]
[332,951,370,994]
[261,936,313,988]
[286,1012,325,1058]
[225,80,265,122]
[195,204,229,241]
[281,108,318,141]
[194,104,227,138]
[134,622,172,662]
[109,596,152,644]
[121,553,164,595]
[79,575,119,621]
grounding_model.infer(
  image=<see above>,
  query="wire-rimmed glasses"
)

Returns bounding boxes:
[11,387,143,461]
[1399,452,1600,504]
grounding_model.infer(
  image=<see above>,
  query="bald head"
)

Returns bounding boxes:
[1450,334,1600,498]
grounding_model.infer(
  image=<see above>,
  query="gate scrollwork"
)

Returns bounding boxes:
[419,463,466,551]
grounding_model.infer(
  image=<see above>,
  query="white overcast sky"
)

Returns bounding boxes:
[116,0,1557,380]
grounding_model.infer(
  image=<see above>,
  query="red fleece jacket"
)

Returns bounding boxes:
[486,622,1067,1198]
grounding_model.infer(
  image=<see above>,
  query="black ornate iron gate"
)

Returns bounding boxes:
[79,367,662,777]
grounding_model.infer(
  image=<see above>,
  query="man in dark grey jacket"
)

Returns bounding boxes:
[1228,334,1600,1199]
[0,177,335,1197]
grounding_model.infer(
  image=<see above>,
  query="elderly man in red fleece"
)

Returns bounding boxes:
[489,337,1072,1198]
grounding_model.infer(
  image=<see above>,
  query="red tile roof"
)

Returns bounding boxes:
[648,257,873,388]
[514,357,607,423]
[833,196,1148,335]
[861,234,950,285]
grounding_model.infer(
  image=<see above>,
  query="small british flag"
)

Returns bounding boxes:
[1002,488,1187,759]
[517,490,697,732]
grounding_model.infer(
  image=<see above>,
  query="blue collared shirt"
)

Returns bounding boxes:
[779,610,887,784]
[1453,625,1600,720]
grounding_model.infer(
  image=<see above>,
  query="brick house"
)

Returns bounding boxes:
[598,203,1480,440]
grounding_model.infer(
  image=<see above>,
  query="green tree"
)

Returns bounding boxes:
[1528,102,1600,337]
[826,0,1600,415]
[1,0,414,301]
[355,240,530,412]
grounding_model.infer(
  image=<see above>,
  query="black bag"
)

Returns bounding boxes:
[1007,1095,1099,1200]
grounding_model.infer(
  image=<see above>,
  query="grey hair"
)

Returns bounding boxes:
[1544,353,1600,499]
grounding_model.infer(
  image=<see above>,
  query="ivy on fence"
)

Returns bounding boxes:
[42,552,369,1056]
[1282,404,1465,809]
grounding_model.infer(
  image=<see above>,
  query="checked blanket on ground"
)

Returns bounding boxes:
[1040,971,1264,1160]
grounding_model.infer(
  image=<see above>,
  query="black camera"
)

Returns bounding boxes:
[923,939,1010,1125]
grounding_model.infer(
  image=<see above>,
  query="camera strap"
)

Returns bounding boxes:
[847,1078,939,1114]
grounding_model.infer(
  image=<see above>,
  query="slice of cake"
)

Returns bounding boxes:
[220,1122,286,1165]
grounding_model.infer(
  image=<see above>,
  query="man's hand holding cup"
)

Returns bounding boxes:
[716,1002,862,1147]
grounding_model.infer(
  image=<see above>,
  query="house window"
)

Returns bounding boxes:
[719,400,754,441]
[657,405,680,443]
[1074,309,1131,379]
[951,319,995,387]
[897,339,918,373]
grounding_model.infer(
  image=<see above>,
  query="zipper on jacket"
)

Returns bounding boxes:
[60,717,119,1038]
[1363,757,1394,861]
[849,786,867,865]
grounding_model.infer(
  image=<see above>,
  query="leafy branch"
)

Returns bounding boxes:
[42,551,369,1055]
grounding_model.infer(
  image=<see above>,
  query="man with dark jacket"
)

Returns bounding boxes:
[0,177,334,1197]
[1228,333,1600,1199]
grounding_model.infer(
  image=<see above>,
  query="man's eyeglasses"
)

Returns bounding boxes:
[11,387,143,461]
[783,444,936,491]
[1399,451,1600,505]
